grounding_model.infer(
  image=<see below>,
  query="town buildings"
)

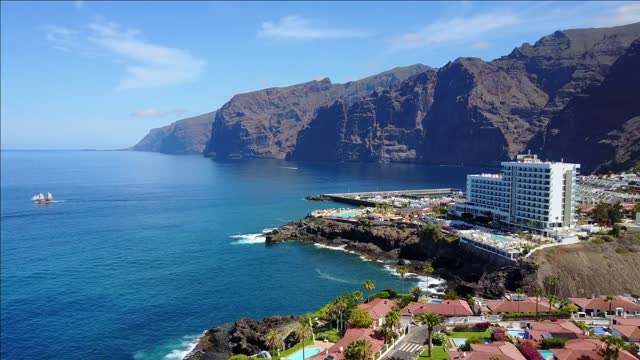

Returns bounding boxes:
[356,298,397,328]
[568,295,640,317]
[452,154,580,237]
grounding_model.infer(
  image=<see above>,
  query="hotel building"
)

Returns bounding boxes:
[452,154,580,237]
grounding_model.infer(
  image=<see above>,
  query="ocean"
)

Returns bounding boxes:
[0,151,489,360]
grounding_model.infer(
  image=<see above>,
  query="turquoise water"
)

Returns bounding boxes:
[287,346,322,360]
[538,350,554,359]
[490,234,510,243]
[1,150,487,360]
[453,338,466,347]
[429,299,443,304]
[337,211,360,219]
[507,330,526,338]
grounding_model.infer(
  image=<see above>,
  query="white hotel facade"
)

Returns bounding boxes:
[452,154,580,237]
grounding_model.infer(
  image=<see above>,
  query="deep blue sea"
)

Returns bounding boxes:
[1,151,488,360]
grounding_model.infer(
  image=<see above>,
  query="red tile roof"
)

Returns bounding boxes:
[485,298,555,314]
[447,341,526,360]
[401,300,474,317]
[308,328,385,360]
[551,339,637,360]
[357,298,397,321]
[525,320,586,341]
[614,318,640,326]
[568,296,640,311]
[611,324,640,341]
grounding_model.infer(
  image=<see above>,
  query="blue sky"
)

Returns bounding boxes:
[2,1,639,149]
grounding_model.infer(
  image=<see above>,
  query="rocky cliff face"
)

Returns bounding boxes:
[203,65,432,159]
[533,39,640,173]
[131,112,215,154]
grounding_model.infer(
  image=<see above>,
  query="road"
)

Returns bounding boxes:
[383,325,430,360]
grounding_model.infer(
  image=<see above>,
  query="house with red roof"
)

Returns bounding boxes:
[610,324,640,342]
[356,298,397,328]
[308,328,385,360]
[485,297,556,315]
[551,338,637,360]
[523,320,587,341]
[614,318,640,326]
[447,341,526,360]
[401,300,474,324]
[568,296,640,317]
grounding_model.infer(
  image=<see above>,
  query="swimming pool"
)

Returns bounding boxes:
[452,338,467,347]
[286,347,322,360]
[593,326,609,336]
[507,329,526,338]
[337,211,359,219]
[490,234,510,243]
[429,299,443,304]
[538,350,554,360]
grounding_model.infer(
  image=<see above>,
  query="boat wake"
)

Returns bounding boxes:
[230,228,276,245]
[316,269,356,284]
[281,166,298,170]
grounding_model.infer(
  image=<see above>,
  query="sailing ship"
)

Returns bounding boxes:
[31,192,54,204]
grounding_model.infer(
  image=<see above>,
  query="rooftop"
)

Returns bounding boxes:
[357,298,397,321]
[568,295,640,311]
[401,300,473,317]
[448,341,526,360]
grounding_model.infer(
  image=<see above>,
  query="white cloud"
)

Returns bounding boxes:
[392,13,518,49]
[130,108,188,118]
[44,25,79,52]
[595,3,640,27]
[471,41,490,49]
[258,15,369,40]
[87,20,206,89]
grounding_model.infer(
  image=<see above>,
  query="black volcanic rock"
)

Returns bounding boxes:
[132,112,215,154]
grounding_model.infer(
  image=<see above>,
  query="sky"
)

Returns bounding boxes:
[2,1,640,149]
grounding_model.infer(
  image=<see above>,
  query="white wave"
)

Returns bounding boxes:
[382,264,445,294]
[164,334,200,360]
[230,228,275,245]
[316,268,356,284]
[313,243,371,261]
[281,166,298,170]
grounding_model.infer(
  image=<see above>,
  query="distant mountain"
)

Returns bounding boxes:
[131,23,640,173]
[131,112,216,154]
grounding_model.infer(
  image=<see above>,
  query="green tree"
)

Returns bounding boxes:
[563,303,579,314]
[352,291,364,304]
[363,280,375,303]
[265,330,283,356]
[384,308,401,331]
[444,289,459,300]
[410,286,422,302]
[349,308,374,328]
[592,202,624,226]
[599,336,626,360]
[422,262,434,296]
[396,265,409,293]
[330,297,349,334]
[606,295,615,315]
[294,315,314,360]
[466,294,476,307]
[344,339,373,360]
[416,312,444,357]
[544,276,560,297]
[533,287,544,320]
[516,288,525,319]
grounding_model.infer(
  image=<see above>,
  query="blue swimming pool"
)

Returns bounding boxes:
[593,326,609,336]
[429,299,443,304]
[452,338,467,347]
[337,211,359,219]
[538,350,554,360]
[287,347,322,360]
[507,329,526,338]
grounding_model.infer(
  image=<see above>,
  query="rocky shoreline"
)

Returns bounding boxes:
[265,216,538,298]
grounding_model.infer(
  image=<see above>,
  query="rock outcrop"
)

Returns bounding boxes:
[265,217,537,297]
[132,112,216,154]
[186,316,299,360]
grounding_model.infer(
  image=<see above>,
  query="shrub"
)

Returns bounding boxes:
[229,355,249,360]
[592,237,605,244]
[518,342,544,360]
[572,321,588,331]
[371,291,390,299]
[386,289,399,298]
[473,322,491,331]
[461,337,484,351]
[453,324,471,332]
[540,337,567,349]
[492,328,507,341]
[601,235,616,242]
[432,332,449,348]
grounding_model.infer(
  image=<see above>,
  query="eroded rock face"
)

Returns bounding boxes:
[132,112,216,154]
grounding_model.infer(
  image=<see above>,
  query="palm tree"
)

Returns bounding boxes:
[363,280,375,302]
[352,291,364,304]
[334,297,349,335]
[385,308,401,331]
[411,286,422,302]
[547,294,557,316]
[606,295,615,315]
[533,287,544,320]
[544,276,560,297]
[396,265,409,293]
[294,315,314,360]
[344,339,373,360]
[599,336,625,360]
[265,330,283,356]
[516,288,525,319]
[416,312,444,357]
[422,263,434,296]
[328,300,340,331]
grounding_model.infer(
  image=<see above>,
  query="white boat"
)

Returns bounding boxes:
[32,192,54,203]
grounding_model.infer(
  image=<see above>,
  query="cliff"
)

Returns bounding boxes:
[132,112,216,154]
